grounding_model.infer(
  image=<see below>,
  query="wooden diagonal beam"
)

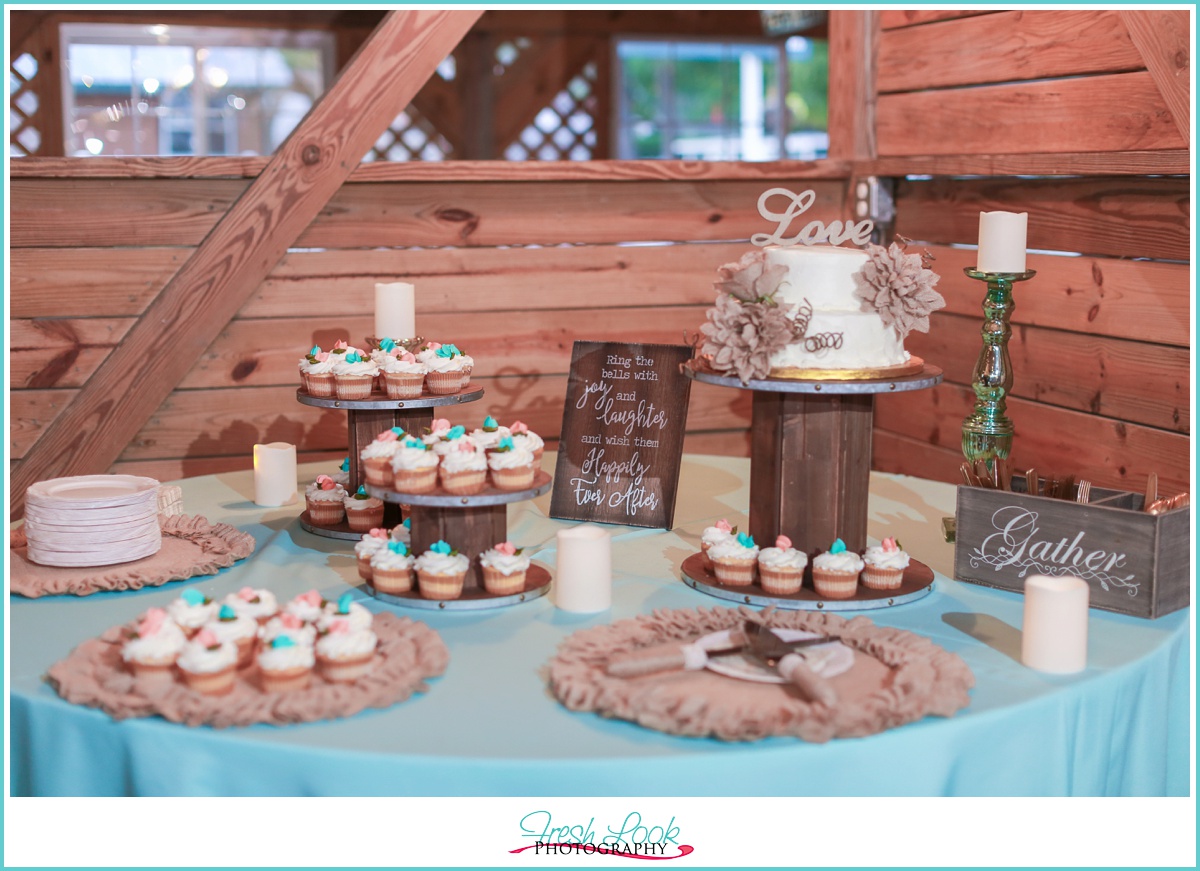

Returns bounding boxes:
[10,9,482,516]
[1120,10,1190,146]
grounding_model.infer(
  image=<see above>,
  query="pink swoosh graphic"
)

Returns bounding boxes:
[508,843,694,860]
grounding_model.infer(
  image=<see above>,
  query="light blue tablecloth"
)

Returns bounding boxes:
[9,455,1191,796]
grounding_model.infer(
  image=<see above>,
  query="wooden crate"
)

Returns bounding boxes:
[953,479,1190,619]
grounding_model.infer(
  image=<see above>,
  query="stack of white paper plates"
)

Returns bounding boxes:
[24,475,163,567]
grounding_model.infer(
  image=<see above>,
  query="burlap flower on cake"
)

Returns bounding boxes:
[854,242,945,335]
[714,251,788,303]
[700,293,794,384]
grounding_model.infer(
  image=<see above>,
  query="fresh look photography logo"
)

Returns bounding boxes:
[510,810,694,860]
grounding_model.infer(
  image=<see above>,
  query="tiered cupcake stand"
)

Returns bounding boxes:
[681,362,943,611]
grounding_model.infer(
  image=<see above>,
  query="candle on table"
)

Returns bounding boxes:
[1021,574,1089,673]
[555,524,612,613]
[375,281,416,340]
[253,442,298,507]
[976,211,1028,273]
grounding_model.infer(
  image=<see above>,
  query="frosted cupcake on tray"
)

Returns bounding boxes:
[862,537,910,591]
[756,534,808,595]
[317,592,374,633]
[700,518,736,571]
[429,424,472,458]
[487,436,536,490]
[355,527,391,581]
[374,340,428,399]
[167,588,218,638]
[361,427,407,487]
[439,440,489,495]
[418,342,473,394]
[298,345,337,397]
[470,416,510,452]
[479,541,530,596]
[305,474,347,525]
[508,420,544,463]
[811,538,864,600]
[315,620,378,683]
[284,589,328,625]
[414,540,470,600]
[708,531,759,586]
[176,629,239,696]
[330,344,379,400]
[370,541,414,595]
[390,435,440,494]
[257,635,315,693]
[122,607,187,680]
[204,603,260,668]
[344,485,385,532]
[222,587,279,626]
[259,612,317,648]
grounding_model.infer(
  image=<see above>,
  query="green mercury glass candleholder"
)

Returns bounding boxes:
[961,267,1036,464]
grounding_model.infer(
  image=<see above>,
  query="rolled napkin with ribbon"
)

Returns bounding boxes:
[606,628,750,678]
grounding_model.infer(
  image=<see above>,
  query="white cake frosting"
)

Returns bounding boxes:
[758,546,808,571]
[177,637,238,673]
[864,544,911,570]
[480,548,531,575]
[316,627,378,660]
[812,550,865,574]
[763,246,910,371]
[259,617,317,647]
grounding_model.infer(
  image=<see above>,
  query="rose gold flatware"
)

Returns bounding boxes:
[1144,473,1158,512]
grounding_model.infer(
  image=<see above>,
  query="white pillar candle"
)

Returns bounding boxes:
[555,524,612,613]
[253,442,298,507]
[976,211,1029,273]
[1021,574,1089,673]
[374,281,416,340]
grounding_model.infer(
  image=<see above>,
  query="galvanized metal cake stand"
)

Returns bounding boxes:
[295,386,484,540]
[681,363,943,611]
[365,473,554,610]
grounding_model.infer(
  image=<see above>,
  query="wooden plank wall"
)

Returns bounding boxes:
[10,160,851,484]
[870,9,1190,495]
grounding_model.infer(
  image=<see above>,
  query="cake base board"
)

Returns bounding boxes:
[767,356,926,382]
[680,552,933,611]
[363,563,551,611]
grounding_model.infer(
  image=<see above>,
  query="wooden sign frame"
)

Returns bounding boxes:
[550,341,694,529]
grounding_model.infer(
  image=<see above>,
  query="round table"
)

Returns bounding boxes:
[9,454,1189,796]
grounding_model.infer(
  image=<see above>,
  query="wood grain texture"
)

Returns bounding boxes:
[861,150,1190,177]
[110,450,345,485]
[878,10,1144,93]
[1120,10,1191,146]
[871,429,962,486]
[875,382,1188,495]
[922,246,1190,347]
[10,318,135,389]
[827,10,877,160]
[9,9,484,516]
[877,72,1186,157]
[878,10,995,30]
[9,248,190,318]
[894,176,1190,263]
[907,312,1189,433]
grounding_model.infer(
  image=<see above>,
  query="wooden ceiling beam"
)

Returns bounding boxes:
[9,9,482,516]
[1120,10,1191,146]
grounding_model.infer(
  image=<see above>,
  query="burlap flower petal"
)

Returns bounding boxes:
[854,242,944,336]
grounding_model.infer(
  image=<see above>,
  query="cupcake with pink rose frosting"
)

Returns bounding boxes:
[430,424,471,458]
[355,527,392,581]
[708,531,759,587]
[305,474,347,525]
[370,540,414,595]
[487,436,536,490]
[861,537,910,591]
[331,344,379,400]
[361,427,406,487]
[390,435,440,494]
[700,518,736,571]
[176,629,239,696]
[756,535,808,595]
[421,418,452,448]
[315,619,378,683]
[811,538,864,600]
[259,611,317,648]
[479,541,531,596]
[284,589,328,625]
[508,420,544,462]
[167,588,218,638]
[122,607,188,679]
[222,586,279,626]
[439,439,489,495]
[299,345,337,397]
[375,340,428,399]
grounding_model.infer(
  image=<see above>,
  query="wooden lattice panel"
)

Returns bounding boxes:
[504,61,598,161]
[366,103,455,162]
[9,53,42,156]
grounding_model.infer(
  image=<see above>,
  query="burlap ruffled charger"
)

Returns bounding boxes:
[47,612,449,728]
[547,606,974,743]
[11,514,255,598]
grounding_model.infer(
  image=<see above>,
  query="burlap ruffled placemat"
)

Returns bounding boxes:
[11,514,255,598]
[547,606,974,743]
[46,612,448,728]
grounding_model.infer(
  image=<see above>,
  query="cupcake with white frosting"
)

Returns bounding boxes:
[317,592,374,634]
[305,474,347,525]
[176,629,239,695]
[315,621,378,683]
[390,436,440,494]
[508,420,544,463]
[414,540,470,600]
[756,535,808,595]
[299,345,337,397]
[344,485,385,533]
[222,587,279,626]
[811,538,864,600]
[471,416,510,452]
[390,517,411,545]
[862,537,910,591]
[487,436,536,491]
[479,541,531,596]
[259,612,317,648]
[700,518,736,571]
[418,342,473,394]
[421,418,452,448]
[167,588,218,638]
[439,440,489,495]
[122,607,187,679]
[257,635,315,693]
[361,427,406,487]
[204,603,259,668]
[709,531,760,586]
[370,540,414,595]
[378,348,427,399]
[355,527,391,581]
[331,345,379,400]
[284,589,328,625]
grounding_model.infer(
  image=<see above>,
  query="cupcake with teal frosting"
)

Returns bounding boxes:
[414,540,470,600]
[471,416,511,452]
[344,485,385,532]
[811,538,864,600]
[419,342,473,394]
[708,531,759,587]
[258,634,315,693]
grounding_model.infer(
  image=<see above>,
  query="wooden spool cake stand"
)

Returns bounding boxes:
[682,362,943,611]
[365,473,554,611]
[295,385,484,540]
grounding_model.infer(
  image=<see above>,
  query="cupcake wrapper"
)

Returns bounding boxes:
[440,468,487,495]
[306,497,346,525]
[179,665,236,696]
[418,571,466,601]
[812,569,859,600]
[346,504,385,532]
[372,566,414,595]
[491,465,536,491]
[393,467,438,494]
[357,554,374,582]
[335,375,374,400]
[482,566,526,596]
[317,652,374,684]
[758,566,804,595]
[712,557,756,587]
[700,542,714,573]
[861,566,904,591]
[384,371,426,399]
[304,372,336,397]
[424,371,464,395]
[260,666,311,693]
[362,457,393,488]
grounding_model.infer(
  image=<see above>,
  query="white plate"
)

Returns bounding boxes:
[26,475,159,508]
[700,628,855,684]
[23,503,160,524]
[27,524,162,548]
[26,537,162,568]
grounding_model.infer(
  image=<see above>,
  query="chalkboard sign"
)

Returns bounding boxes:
[550,342,694,529]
